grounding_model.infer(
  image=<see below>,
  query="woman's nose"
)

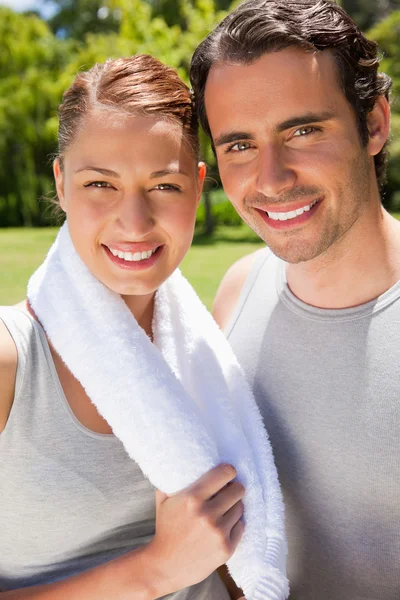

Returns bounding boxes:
[116,192,155,238]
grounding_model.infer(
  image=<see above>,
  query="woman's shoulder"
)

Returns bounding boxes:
[0,306,21,433]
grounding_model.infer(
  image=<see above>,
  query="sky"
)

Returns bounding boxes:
[0,0,56,17]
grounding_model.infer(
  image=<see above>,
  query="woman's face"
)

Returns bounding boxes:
[54,110,205,299]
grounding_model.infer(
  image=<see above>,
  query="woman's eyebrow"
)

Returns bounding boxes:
[150,169,190,178]
[75,166,120,177]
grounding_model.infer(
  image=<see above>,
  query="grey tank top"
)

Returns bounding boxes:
[0,307,229,599]
[227,249,400,600]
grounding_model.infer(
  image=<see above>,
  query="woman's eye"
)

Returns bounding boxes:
[226,141,253,153]
[153,184,181,192]
[84,181,113,188]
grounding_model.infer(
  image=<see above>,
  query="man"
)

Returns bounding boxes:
[190,1,400,598]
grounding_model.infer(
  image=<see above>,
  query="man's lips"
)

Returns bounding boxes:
[255,197,323,229]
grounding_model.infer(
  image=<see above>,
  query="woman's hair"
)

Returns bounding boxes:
[190,0,392,188]
[58,54,199,165]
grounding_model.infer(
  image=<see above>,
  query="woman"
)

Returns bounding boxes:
[0,55,245,599]
[0,55,287,600]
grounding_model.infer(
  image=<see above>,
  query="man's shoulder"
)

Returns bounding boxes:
[213,248,267,330]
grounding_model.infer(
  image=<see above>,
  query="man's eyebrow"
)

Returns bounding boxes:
[213,112,334,147]
[150,169,190,179]
[214,132,255,148]
[276,111,335,133]
[75,166,120,177]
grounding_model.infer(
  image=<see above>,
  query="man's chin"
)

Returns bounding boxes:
[256,230,330,264]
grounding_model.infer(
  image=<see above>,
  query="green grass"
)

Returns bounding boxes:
[0,225,265,310]
[6,213,399,310]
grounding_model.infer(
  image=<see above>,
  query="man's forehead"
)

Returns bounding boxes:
[205,47,338,93]
[204,48,344,133]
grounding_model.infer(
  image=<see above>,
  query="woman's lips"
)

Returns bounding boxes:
[103,244,164,270]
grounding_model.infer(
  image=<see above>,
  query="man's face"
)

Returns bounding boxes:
[205,48,379,264]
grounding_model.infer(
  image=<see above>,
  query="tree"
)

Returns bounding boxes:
[44,0,120,40]
[368,11,400,206]
[0,7,73,225]
[0,0,228,228]
[110,0,229,233]
[340,0,400,30]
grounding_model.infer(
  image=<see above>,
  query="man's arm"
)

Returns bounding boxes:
[213,249,264,330]
[214,250,265,600]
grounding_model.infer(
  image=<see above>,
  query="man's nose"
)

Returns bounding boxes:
[255,145,296,198]
[116,192,155,237]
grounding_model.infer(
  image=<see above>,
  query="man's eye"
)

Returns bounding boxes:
[226,141,253,153]
[84,181,113,188]
[293,126,318,137]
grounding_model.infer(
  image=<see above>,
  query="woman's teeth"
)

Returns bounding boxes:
[108,247,157,262]
[267,198,319,221]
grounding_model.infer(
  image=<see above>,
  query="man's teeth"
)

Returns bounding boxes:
[108,247,157,261]
[267,199,319,221]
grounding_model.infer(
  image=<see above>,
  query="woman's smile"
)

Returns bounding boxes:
[103,243,164,270]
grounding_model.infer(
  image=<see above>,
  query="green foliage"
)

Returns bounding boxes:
[45,0,121,40]
[196,198,242,228]
[3,0,400,225]
[340,0,399,30]
[0,0,229,226]
[368,11,400,202]
[0,8,74,225]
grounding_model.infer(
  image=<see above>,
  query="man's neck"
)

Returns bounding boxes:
[285,207,400,309]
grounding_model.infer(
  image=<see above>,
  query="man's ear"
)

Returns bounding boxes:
[53,158,66,212]
[196,161,207,206]
[367,95,391,157]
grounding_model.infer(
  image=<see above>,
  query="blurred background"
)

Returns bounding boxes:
[1,0,400,306]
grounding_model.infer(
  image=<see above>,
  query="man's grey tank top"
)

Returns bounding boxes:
[227,249,400,600]
[0,307,229,599]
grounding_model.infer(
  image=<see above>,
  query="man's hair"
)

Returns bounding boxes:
[190,0,392,187]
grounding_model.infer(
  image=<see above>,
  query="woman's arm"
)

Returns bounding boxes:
[0,320,18,434]
[0,465,245,599]
[0,547,159,599]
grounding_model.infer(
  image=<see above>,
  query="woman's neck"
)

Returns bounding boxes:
[121,292,155,340]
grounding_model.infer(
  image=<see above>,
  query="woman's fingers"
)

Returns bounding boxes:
[187,463,237,501]
[219,500,244,531]
[208,480,245,514]
[230,517,245,548]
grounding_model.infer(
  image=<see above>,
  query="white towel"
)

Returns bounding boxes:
[27,222,289,600]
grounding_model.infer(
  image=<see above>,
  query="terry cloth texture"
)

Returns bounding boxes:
[227,247,400,600]
[0,307,230,599]
[26,223,289,600]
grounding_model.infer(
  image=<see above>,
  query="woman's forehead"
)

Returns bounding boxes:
[64,111,196,174]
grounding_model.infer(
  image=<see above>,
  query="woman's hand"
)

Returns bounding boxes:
[146,463,245,597]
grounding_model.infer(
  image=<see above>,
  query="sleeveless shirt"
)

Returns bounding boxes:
[0,307,229,599]
[227,249,400,600]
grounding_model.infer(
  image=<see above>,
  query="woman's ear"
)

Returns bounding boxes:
[367,96,391,157]
[53,158,66,212]
[196,162,207,206]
